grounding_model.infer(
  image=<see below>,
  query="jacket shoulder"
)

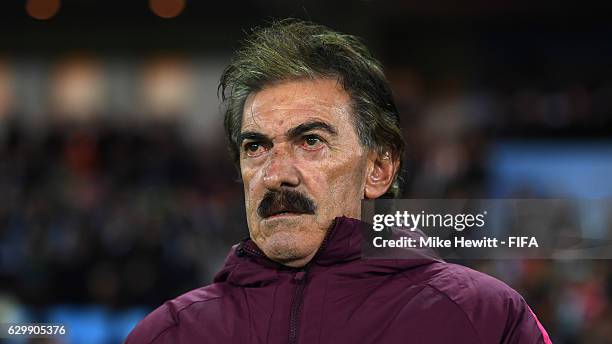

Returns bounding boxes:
[123,283,226,344]
[423,262,550,344]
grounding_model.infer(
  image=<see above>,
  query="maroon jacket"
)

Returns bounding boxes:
[125,216,552,344]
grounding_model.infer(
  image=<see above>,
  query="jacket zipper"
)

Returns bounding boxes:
[288,270,307,344]
[287,229,334,344]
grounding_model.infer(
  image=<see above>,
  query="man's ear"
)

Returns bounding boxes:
[364,150,399,199]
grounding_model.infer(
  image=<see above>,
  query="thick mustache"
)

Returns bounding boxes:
[257,189,316,218]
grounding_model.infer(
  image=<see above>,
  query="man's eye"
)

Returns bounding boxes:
[245,143,259,151]
[243,142,265,156]
[301,135,324,150]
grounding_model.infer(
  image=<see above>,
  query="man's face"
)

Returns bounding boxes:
[239,78,370,267]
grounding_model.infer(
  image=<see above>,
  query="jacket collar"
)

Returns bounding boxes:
[213,216,441,287]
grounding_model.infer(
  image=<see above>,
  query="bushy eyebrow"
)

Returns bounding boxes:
[238,121,338,146]
[238,132,269,145]
[286,121,338,140]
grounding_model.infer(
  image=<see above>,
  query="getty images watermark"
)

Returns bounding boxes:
[361,199,612,260]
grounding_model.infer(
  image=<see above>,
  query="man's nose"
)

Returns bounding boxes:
[262,144,300,189]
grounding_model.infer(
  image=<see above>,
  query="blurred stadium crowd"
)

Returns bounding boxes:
[2,1,612,343]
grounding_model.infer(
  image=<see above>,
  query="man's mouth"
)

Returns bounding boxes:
[265,211,303,219]
[263,207,306,219]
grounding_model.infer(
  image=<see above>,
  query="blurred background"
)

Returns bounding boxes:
[1,0,612,343]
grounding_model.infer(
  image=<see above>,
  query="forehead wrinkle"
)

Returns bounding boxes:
[249,89,349,113]
[241,79,354,134]
[255,96,347,112]
[245,102,352,124]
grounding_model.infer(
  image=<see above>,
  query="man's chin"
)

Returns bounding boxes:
[256,216,320,264]
[261,231,317,265]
